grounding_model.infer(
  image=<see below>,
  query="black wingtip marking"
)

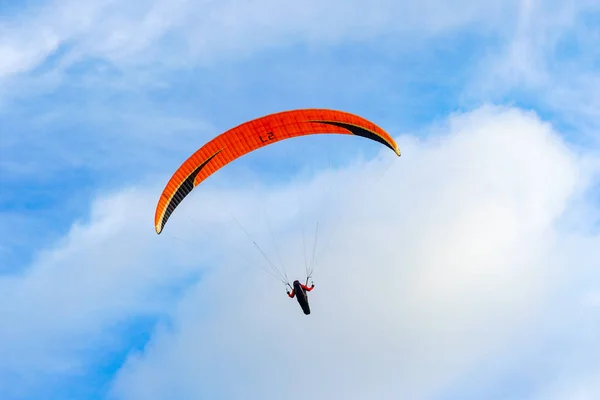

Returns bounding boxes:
[310,120,397,154]
[160,150,222,232]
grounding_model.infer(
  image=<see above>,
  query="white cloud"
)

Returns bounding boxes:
[0,0,517,81]
[467,0,600,135]
[1,105,598,398]
[0,186,211,395]
[3,0,600,138]
[0,0,524,179]
[473,0,596,88]
[104,105,598,399]
[6,104,594,397]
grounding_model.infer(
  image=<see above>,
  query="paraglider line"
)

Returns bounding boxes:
[263,205,289,283]
[308,221,319,279]
[296,185,310,279]
[230,213,289,285]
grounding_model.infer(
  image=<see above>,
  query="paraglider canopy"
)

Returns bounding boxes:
[154,108,401,234]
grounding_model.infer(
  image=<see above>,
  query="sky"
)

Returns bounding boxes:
[1,0,600,399]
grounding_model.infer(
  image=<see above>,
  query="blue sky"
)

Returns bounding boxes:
[1,0,600,399]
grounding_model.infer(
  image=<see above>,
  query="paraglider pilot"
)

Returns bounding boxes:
[287,279,315,315]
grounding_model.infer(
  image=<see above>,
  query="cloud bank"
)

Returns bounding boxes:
[2,105,598,399]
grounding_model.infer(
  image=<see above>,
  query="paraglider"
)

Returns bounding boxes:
[154,108,401,314]
[287,279,315,315]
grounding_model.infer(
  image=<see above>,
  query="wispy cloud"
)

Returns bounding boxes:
[465,0,600,137]
[0,0,516,80]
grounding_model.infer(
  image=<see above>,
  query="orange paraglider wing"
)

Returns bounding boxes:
[154,108,400,234]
